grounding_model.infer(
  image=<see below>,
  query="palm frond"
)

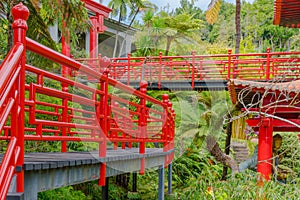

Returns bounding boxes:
[206,0,221,25]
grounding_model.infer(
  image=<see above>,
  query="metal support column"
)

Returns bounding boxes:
[132,172,137,192]
[158,165,164,200]
[168,164,172,195]
[102,177,109,200]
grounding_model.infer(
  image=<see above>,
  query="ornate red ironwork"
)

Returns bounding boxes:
[75,48,300,89]
[0,3,174,198]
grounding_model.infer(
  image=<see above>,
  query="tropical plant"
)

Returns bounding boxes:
[0,0,56,52]
[206,0,241,54]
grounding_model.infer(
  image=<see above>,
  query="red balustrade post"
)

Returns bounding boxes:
[266,47,271,80]
[98,54,102,73]
[12,2,29,193]
[128,114,133,148]
[99,69,109,186]
[199,56,203,80]
[158,52,163,89]
[127,53,131,85]
[257,118,273,183]
[90,17,98,60]
[162,94,169,151]
[112,102,119,150]
[227,49,232,79]
[162,94,172,167]
[170,108,176,161]
[191,51,196,89]
[61,20,71,77]
[139,80,148,174]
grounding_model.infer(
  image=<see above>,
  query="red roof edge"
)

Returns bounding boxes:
[82,0,112,18]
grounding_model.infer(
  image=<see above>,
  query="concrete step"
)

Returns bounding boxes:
[231,142,249,163]
[7,193,24,200]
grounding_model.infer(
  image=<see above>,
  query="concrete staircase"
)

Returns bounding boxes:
[231,142,249,163]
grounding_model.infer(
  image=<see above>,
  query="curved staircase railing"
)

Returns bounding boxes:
[0,3,175,199]
[0,43,24,200]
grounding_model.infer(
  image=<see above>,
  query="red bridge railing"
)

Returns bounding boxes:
[78,49,300,89]
[0,3,175,198]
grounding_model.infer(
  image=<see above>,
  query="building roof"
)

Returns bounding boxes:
[228,79,300,107]
[274,0,300,27]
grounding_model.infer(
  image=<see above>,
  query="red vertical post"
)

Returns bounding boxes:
[227,49,232,79]
[60,17,71,152]
[257,118,273,182]
[162,95,170,167]
[199,56,203,80]
[128,114,133,148]
[127,53,131,85]
[61,20,71,77]
[170,108,176,161]
[98,54,102,73]
[266,47,271,80]
[191,51,196,89]
[90,17,98,60]
[139,80,148,174]
[12,3,29,193]
[162,95,169,153]
[99,69,109,186]
[158,52,163,89]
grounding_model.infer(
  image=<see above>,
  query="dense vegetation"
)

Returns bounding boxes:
[1,0,300,199]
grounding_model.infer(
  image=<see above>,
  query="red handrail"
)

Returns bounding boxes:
[0,43,24,199]
[25,37,167,107]
[104,49,300,83]
[0,137,20,200]
[0,3,175,196]
[0,43,24,99]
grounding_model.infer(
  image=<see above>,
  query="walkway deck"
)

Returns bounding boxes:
[4,148,172,199]
[124,80,228,91]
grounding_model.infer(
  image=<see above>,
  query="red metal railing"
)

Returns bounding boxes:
[0,43,24,200]
[0,3,175,198]
[78,49,300,89]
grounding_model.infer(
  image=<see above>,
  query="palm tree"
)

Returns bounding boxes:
[0,0,55,52]
[108,0,131,57]
[197,91,239,174]
[0,0,89,54]
[206,0,241,55]
[118,0,155,57]
[165,13,202,56]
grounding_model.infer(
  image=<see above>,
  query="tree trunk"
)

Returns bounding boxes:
[235,0,241,55]
[7,1,15,53]
[221,119,233,180]
[113,12,122,58]
[118,8,139,57]
[206,135,239,174]
[165,36,173,56]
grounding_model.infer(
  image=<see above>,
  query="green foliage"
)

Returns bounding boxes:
[177,170,300,199]
[278,133,300,180]
[38,186,88,200]
[0,18,8,59]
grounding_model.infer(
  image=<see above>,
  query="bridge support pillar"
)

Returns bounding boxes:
[132,172,137,192]
[102,177,109,200]
[257,118,273,182]
[168,164,172,195]
[158,165,165,200]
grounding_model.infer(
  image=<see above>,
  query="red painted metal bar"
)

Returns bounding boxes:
[26,37,168,106]
[0,137,20,199]
[11,3,28,193]
[0,4,175,196]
